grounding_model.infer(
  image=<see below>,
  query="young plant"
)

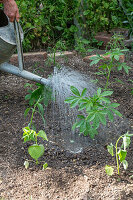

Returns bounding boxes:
[75,36,93,57]
[89,48,131,89]
[46,40,67,68]
[105,132,133,176]
[23,127,48,169]
[23,83,52,169]
[65,86,122,139]
[24,83,52,128]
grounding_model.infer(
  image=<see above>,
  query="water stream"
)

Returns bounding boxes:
[46,66,130,153]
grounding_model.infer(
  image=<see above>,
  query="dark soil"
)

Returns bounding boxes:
[0,50,133,200]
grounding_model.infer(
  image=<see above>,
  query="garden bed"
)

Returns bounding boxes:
[0,50,133,200]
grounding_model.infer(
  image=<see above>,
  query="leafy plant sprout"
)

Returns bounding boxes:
[65,86,122,139]
[22,83,52,169]
[89,48,131,89]
[105,132,133,176]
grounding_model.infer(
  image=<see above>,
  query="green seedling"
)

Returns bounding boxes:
[23,126,48,168]
[89,48,131,89]
[23,83,52,169]
[105,132,133,176]
[24,83,52,128]
[65,86,122,139]
[75,36,94,57]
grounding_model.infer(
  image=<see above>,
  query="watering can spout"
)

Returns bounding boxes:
[0,9,51,87]
[0,62,51,86]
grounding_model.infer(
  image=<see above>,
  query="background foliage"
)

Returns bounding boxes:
[15,0,131,52]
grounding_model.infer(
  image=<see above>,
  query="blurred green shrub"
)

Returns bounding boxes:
[15,0,129,52]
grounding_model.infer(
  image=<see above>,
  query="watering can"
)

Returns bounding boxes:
[0,9,50,86]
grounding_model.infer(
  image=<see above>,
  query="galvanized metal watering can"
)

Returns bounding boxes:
[0,9,50,86]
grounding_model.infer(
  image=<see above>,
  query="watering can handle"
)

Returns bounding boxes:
[14,20,24,71]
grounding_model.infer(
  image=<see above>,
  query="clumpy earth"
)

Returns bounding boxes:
[0,50,133,200]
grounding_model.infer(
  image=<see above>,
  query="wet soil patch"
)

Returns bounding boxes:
[0,51,133,200]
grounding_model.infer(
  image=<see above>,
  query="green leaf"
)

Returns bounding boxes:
[70,99,80,108]
[24,160,29,169]
[55,26,63,31]
[111,109,122,117]
[38,130,48,141]
[122,160,128,170]
[105,165,114,176]
[77,115,85,119]
[74,120,84,128]
[107,143,114,156]
[123,65,131,74]
[37,103,44,115]
[70,86,80,96]
[118,150,127,162]
[114,55,120,61]
[117,65,122,71]
[123,136,130,150]
[28,144,44,161]
[24,83,33,88]
[109,103,120,108]
[89,128,98,139]
[102,97,111,103]
[81,88,87,97]
[43,163,48,170]
[24,108,31,118]
[90,59,100,66]
[101,91,113,97]
[79,120,86,133]
[107,110,114,122]
[78,103,87,111]
[72,122,78,131]
[87,112,95,122]
[64,96,77,103]
[97,113,106,125]
[97,88,101,96]
[25,94,31,101]
[92,115,100,129]
[83,10,89,15]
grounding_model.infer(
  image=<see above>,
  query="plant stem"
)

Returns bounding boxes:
[105,68,111,90]
[29,97,41,128]
[115,136,123,175]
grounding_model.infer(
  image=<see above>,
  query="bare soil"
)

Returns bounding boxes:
[0,50,133,200]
